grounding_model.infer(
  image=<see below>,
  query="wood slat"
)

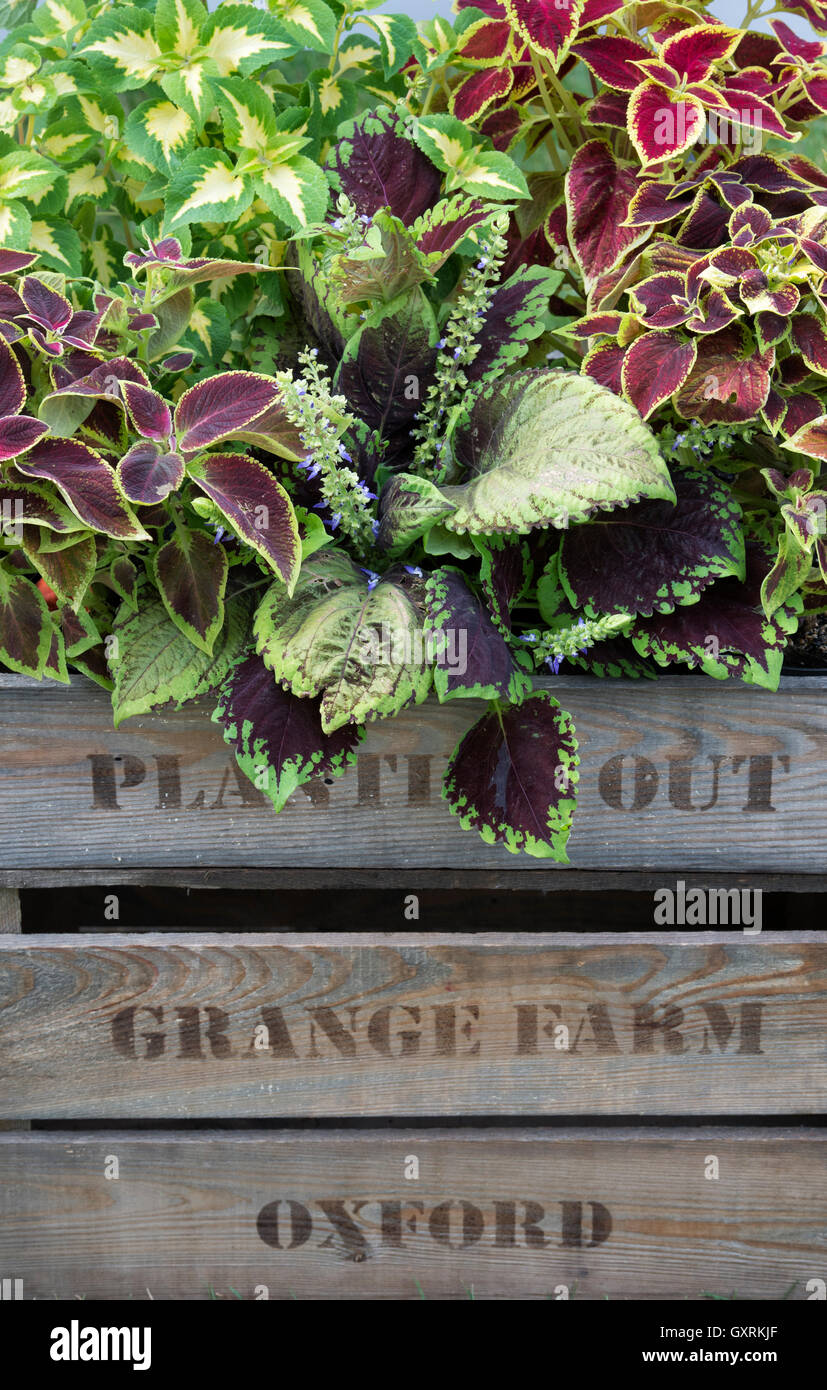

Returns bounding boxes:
[0,674,825,875]
[2,933,825,1119]
[0,1129,823,1300]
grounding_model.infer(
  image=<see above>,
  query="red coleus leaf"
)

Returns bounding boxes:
[173,372,282,455]
[720,87,797,140]
[0,250,38,276]
[660,23,741,83]
[583,341,625,394]
[20,277,72,333]
[574,36,651,91]
[185,453,301,591]
[729,204,773,244]
[676,191,729,250]
[565,139,646,288]
[415,197,491,265]
[685,288,740,334]
[49,357,149,401]
[740,271,798,317]
[581,0,626,22]
[803,75,827,113]
[479,106,523,151]
[631,58,681,86]
[791,314,827,373]
[725,66,790,101]
[782,392,823,437]
[801,237,827,274]
[770,18,824,62]
[451,66,514,122]
[456,17,513,61]
[586,89,629,128]
[0,413,49,460]
[0,336,25,417]
[733,30,783,69]
[763,387,786,431]
[567,312,623,339]
[621,329,697,418]
[783,414,827,461]
[504,0,580,66]
[0,566,51,677]
[14,439,150,539]
[674,325,773,424]
[124,237,185,270]
[628,83,705,165]
[756,310,789,351]
[0,283,26,320]
[117,441,184,505]
[121,381,172,440]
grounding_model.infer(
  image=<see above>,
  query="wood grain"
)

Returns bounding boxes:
[0,673,825,875]
[2,933,825,1119]
[0,1129,823,1300]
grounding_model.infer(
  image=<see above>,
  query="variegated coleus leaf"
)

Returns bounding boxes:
[253,551,433,734]
[213,651,363,814]
[0,333,25,417]
[467,266,561,384]
[111,590,252,727]
[185,453,301,592]
[14,439,150,540]
[0,561,53,677]
[759,528,815,617]
[441,369,675,535]
[630,542,801,690]
[326,108,442,224]
[0,413,49,459]
[783,414,827,462]
[443,689,579,861]
[411,194,493,271]
[674,325,773,424]
[504,0,582,68]
[362,11,423,77]
[559,465,745,617]
[565,140,648,290]
[151,523,228,655]
[424,565,531,703]
[163,150,254,232]
[123,97,197,174]
[621,329,697,420]
[376,473,455,558]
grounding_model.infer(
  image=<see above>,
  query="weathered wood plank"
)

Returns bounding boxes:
[0,1129,823,1300]
[0,674,824,874]
[2,934,825,1119]
[0,890,20,931]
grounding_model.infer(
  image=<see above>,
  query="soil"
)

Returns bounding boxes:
[785,614,827,669]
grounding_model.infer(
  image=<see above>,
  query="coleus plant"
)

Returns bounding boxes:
[1,103,805,863]
[0,0,430,367]
[403,0,827,624]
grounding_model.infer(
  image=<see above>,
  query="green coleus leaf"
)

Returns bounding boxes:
[0,201,31,248]
[443,690,580,861]
[33,0,87,41]
[0,149,58,203]
[153,0,207,52]
[65,162,109,213]
[215,74,280,154]
[79,6,164,90]
[376,472,455,558]
[43,621,70,685]
[28,216,81,274]
[253,550,433,733]
[164,148,254,231]
[275,0,337,53]
[200,4,298,76]
[151,523,228,654]
[0,560,52,676]
[111,589,251,726]
[441,369,675,536]
[362,11,422,77]
[410,114,528,201]
[253,153,329,232]
[213,649,363,813]
[180,296,231,364]
[124,97,197,173]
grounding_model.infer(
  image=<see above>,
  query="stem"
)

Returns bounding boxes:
[328,10,348,75]
[530,51,575,159]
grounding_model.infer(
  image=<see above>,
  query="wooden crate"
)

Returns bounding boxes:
[0,1129,824,1300]
[1,932,826,1120]
[0,672,826,887]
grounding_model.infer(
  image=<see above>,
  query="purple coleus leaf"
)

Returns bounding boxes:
[14,439,150,540]
[213,652,364,814]
[0,250,38,276]
[565,140,646,289]
[173,373,285,455]
[326,108,442,224]
[124,237,185,270]
[185,453,301,592]
[566,636,656,679]
[0,477,79,533]
[560,466,745,617]
[791,314,827,373]
[336,292,438,435]
[0,336,25,417]
[630,542,800,689]
[413,193,491,269]
[443,690,580,861]
[117,441,185,505]
[121,381,172,440]
[152,525,229,655]
[474,533,534,635]
[424,566,530,703]
[20,276,72,334]
[0,413,49,460]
